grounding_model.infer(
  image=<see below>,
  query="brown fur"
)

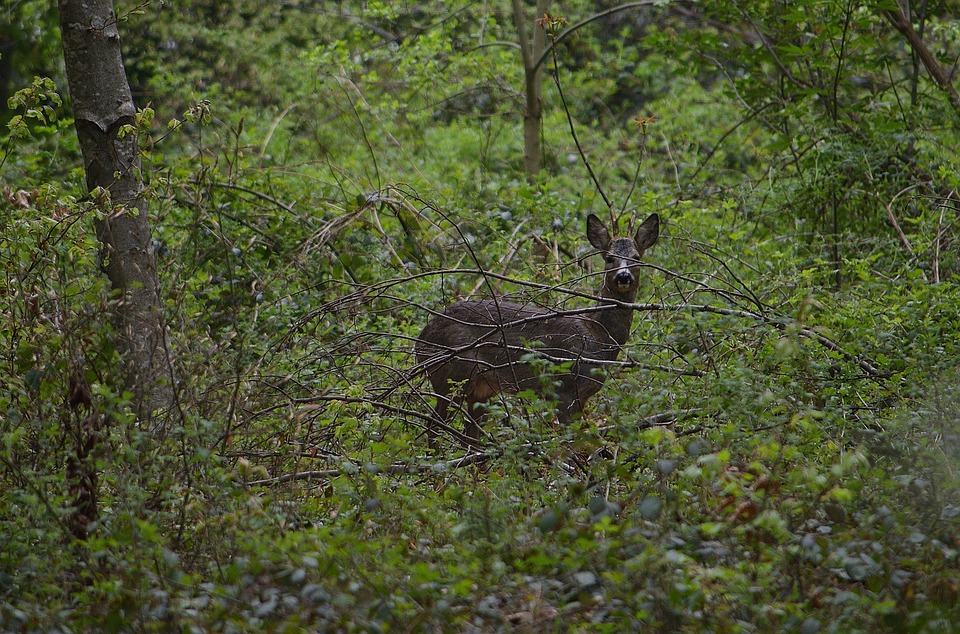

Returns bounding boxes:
[415,213,660,444]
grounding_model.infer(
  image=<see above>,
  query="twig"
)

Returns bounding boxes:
[595,409,700,433]
[259,102,297,163]
[532,1,661,75]
[884,184,921,254]
[547,32,612,211]
[246,451,493,486]
[205,180,303,217]
[732,0,810,90]
[933,189,955,283]
[303,262,883,378]
[793,324,882,377]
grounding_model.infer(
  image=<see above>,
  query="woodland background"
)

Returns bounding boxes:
[2,0,960,631]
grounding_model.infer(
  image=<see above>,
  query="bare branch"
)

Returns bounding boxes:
[883,5,960,111]
[884,184,921,254]
[246,451,494,486]
[532,1,662,76]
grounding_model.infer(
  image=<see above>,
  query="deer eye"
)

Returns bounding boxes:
[605,255,616,265]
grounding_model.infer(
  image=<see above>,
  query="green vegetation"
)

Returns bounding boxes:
[2,0,960,631]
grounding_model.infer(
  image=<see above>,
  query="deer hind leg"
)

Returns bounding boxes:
[556,402,579,426]
[555,387,585,426]
[462,396,489,446]
[428,380,487,448]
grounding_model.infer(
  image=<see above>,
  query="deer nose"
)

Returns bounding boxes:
[614,270,634,288]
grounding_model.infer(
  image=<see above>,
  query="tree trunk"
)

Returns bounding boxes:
[58,0,171,425]
[512,0,553,179]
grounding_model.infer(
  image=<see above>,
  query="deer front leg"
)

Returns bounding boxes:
[462,395,488,448]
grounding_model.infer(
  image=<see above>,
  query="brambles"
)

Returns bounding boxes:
[1,1,959,630]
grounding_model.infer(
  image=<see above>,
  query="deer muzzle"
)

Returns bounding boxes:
[614,269,634,289]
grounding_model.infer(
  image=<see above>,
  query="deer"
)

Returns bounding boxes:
[414,212,660,445]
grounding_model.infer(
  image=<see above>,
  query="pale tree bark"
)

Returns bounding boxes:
[58,0,171,425]
[512,0,553,179]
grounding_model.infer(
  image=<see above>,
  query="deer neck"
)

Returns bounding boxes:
[593,284,637,350]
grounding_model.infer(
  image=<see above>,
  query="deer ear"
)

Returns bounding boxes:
[587,214,611,250]
[634,213,660,252]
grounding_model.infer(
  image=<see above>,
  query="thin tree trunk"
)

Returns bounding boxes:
[512,0,552,179]
[58,0,171,425]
